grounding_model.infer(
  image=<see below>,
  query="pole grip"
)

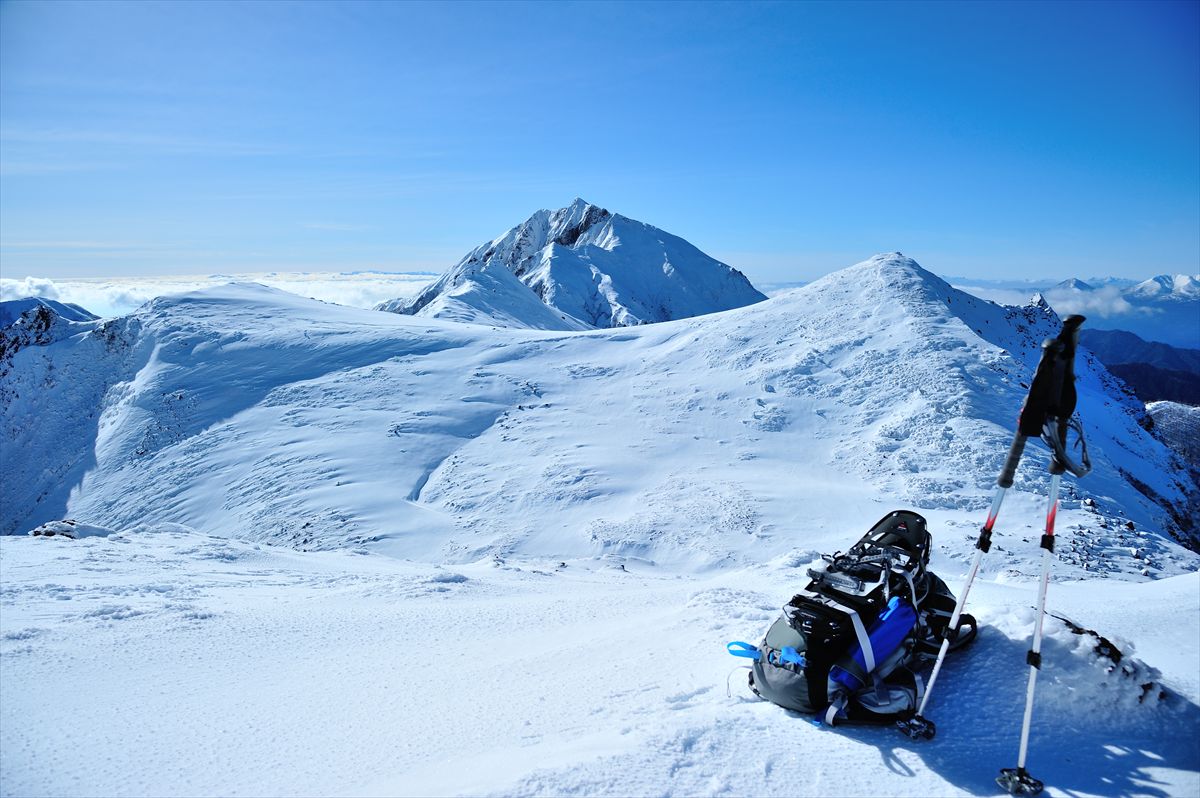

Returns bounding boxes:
[997,434,1027,489]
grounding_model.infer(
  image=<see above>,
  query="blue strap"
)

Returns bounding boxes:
[726,641,760,661]
[767,647,807,667]
[779,646,806,667]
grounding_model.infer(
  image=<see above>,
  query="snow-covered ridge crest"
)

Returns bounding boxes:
[752,252,1197,552]
[1,297,98,328]
[0,300,102,379]
[376,198,767,330]
[2,256,1196,569]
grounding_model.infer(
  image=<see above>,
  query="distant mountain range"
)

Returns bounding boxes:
[375,199,766,330]
[1079,329,1200,405]
[1044,275,1199,349]
[1054,274,1200,300]
[1123,274,1200,301]
[949,274,1197,349]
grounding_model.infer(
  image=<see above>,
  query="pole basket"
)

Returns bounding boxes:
[895,714,936,740]
[997,767,1044,796]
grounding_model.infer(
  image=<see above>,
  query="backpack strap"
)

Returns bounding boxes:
[824,691,850,725]
[823,597,876,685]
[844,605,876,673]
[896,566,922,633]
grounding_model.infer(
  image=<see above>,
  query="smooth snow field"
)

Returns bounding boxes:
[2,531,1198,797]
[2,255,1198,796]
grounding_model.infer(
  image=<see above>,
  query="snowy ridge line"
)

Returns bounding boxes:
[0,297,99,328]
[1,255,1197,578]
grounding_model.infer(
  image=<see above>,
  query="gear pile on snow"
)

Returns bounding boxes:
[729,510,975,725]
[729,314,1095,797]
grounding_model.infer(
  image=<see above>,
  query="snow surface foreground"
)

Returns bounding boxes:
[1,527,1197,797]
[2,253,1199,795]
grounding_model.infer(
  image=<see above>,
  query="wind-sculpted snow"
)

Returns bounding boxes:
[376,198,766,330]
[1,259,1197,575]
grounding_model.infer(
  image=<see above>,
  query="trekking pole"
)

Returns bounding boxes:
[998,316,1091,797]
[895,431,1024,740]
[896,315,1088,742]
[996,468,1061,796]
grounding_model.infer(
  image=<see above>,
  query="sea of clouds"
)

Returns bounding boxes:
[952,281,1154,320]
[0,272,436,318]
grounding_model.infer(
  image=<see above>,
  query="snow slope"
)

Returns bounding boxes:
[3,254,1199,796]
[376,199,766,330]
[3,256,1196,566]
[1079,331,1200,405]
[1148,401,1200,466]
[1,526,1196,797]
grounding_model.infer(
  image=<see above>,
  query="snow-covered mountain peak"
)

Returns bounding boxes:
[1128,274,1200,300]
[377,200,766,330]
[0,298,101,378]
[840,251,937,282]
[811,252,964,310]
[830,255,1065,331]
[546,197,612,247]
[0,297,98,328]
[865,250,914,266]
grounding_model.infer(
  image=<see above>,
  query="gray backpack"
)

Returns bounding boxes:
[728,511,977,725]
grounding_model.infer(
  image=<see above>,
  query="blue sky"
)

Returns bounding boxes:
[1,0,1197,283]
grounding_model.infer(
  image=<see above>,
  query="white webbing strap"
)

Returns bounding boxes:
[844,604,875,673]
[899,568,920,615]
[825,691,848,725]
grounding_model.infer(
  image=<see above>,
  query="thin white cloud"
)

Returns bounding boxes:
[951,285,1039,307]
[1042,285,1155,318]
[0,160,125,176]
[951,282,1159,319]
